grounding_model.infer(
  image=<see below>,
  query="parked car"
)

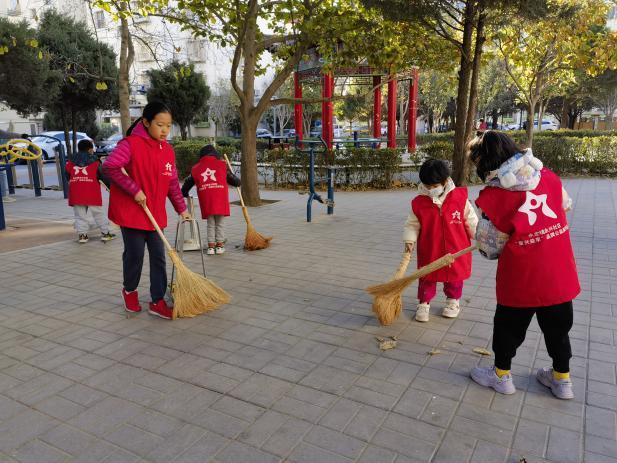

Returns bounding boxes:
[504,123,520,131]
[30,131,95,160]
[534,120,558,131]
[96,133,123,156]
[282,128,296,138]
[256,128,273,139]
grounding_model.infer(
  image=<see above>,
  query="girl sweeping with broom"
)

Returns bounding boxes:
[403,159,478,322]
[103,101,191,320]
[468,131,579,399]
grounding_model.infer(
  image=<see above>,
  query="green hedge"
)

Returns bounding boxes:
[263,147,403,189]
[418,136,617,175]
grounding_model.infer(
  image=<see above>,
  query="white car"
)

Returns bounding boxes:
[31,131,95,160]
[534,120,558,131]
[256,128,273,139]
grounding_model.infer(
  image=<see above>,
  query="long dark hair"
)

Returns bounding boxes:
[126,101,171,136]
[468,130,523,181]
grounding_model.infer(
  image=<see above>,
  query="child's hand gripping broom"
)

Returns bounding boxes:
[222,153,272,250]
[367,245,477,326]
[140,204,230,319]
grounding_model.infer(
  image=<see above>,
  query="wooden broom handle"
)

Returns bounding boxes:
[141,204,174,253]
[222,153,247,209]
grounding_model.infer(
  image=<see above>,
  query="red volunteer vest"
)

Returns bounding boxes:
[192,157,230,219]
[108,136,176,231]
[66,160,102,207]
[412,187,472,282]
[475,168,580,307]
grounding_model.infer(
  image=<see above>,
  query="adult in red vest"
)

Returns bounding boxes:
[403,159,478,322]
[65,139,114,244]
[468,130,579,400]
[181,145,240,255]
[103,102,190,320]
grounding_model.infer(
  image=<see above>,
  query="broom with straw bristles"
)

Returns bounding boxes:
[141,204,230,318]
[367,245,477,325]
[121,168,230,318]
[372,251,412,326]
[222,153,272,250]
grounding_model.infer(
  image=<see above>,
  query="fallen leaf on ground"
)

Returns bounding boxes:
[473,347,492,356]
[377,338,397,350]
[428,349,441,356]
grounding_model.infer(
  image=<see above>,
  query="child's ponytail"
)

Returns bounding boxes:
[126,117,143,136]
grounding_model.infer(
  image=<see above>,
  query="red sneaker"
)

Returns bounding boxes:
[122,289,142,313]
[148,300,173,320]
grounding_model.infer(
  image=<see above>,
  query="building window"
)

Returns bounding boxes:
[95,11,106,29]
[8,0,20,16]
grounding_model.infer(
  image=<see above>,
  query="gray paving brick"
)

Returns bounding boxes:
[127,410,184,438]
[469,440,509,463]
[229,373,293,408]
[189,407,250,439]
[287,442,352,463]
[145,424,207,463]
[372,428,436,461]
[33,394,86,420]
[300,365,358,395]
[433,430,476,463]
[344,406,387,441]
[393,387,433,419]
[261,416,312,457]
[212,396,265,421]
[40,424,97,456]
[585,406,617,439]
[319,398,362,430]
[173,432,229,463]
[217,441,280,463]
[585,435,617,459]
[0,409,58,453]
[420,395,458,428]
[513,419,549,457]
[104,424,164,457]
[304,425,366,459]
[546,427,582,463]
[238,411,288,447]
[13,440,68,463]
[58,383,108,407]
[68,397,143,437]
[450,416,512,446]
[356,445,397,463]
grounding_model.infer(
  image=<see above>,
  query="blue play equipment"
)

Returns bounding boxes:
[296,137,335,222]
[0,134,68,231]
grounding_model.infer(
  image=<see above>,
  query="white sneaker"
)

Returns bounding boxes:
[470,366,516,395]
[215,246,225,255]
[536,367,574,400]
[206,247,215,255]
[442,298,460,318]
[415,303,430,322]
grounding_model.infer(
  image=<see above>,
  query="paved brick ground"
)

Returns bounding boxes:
[0,178,616,463]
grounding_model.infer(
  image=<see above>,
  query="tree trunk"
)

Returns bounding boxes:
[560,98,569,129]
[525,100,537,147]
[452,0,476,186]
[491,109,498,128]
[180,125,188,140]
[119,13,134,135]
[60,106,72,159]
[240,113,260,205]
[464,4,487,143]
[428,109,434,133]
[238,6,261,206]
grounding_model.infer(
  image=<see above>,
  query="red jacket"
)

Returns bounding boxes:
[412,187,472,282]
[104,123,186,230]
[66,160,102,207]
[475,168,580,307]
[192,157,230,219]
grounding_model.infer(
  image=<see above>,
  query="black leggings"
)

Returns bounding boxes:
[121,227,167,303]
[493,301,573,373]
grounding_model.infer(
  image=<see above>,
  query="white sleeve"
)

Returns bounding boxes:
[464,200,479,239]
[562,187,572,211]
[403,211,420,243]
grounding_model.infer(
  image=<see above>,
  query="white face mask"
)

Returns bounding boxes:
[427,185,444,198]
